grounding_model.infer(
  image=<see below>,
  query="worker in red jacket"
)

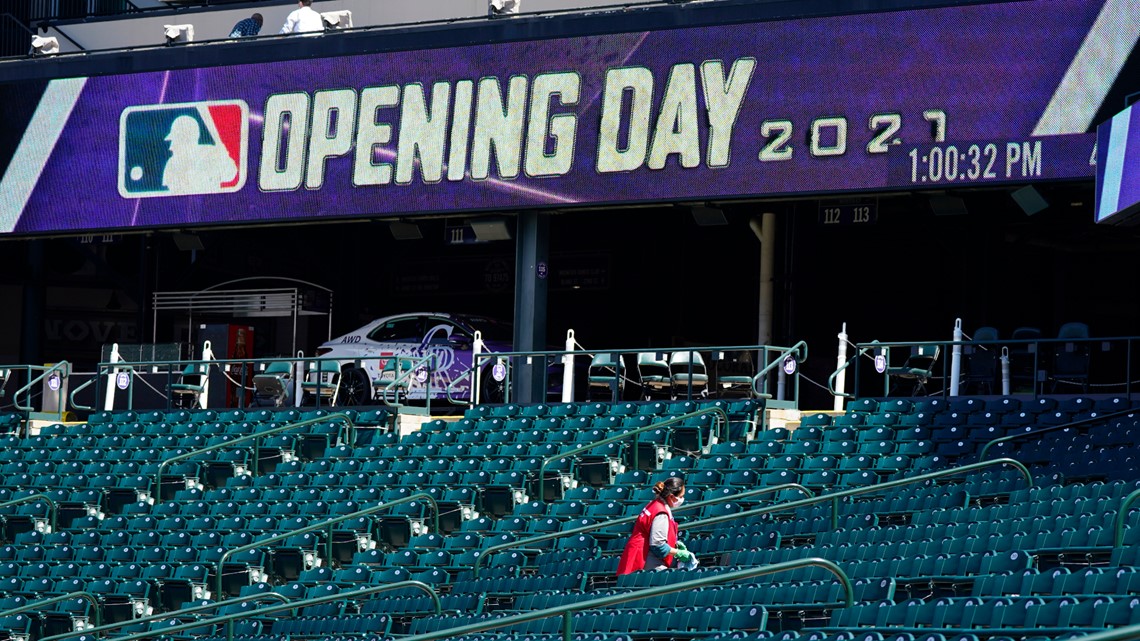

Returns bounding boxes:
[617,476,694,575]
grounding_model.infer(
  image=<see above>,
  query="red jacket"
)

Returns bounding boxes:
[616,498,677,575]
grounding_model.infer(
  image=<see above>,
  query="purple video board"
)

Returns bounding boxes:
[1097,103,1140,224]
[0,0,1126,235]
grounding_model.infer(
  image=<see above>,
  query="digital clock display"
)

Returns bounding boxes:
[0,0,1120,235]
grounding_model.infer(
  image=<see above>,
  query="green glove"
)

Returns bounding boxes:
[671,546,692,563]
[675,541,688,552]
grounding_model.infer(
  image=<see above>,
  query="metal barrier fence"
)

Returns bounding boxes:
[452,341,807,408]
[831,334,1140,400]
[4,338,809,416]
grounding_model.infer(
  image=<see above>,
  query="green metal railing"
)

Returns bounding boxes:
[445,366,477,406]
[377,354,436,412]
[72,354,355,412]
[1062,623,1140,641]
[828,342,878,399]
[215,492,439,597]
[685,458,1031,532]
[979,407,1137,461]
[1113,487,1140,547]
[537,407,729,501]
[38,591,292,641]
[473,483,812,577]
[407,559,851,641]
[68,364,104,412]
[839,334,1140,400]
[10,361,70,414]
[154,412,354,501]
[751,340,808,398]
[104,582,441,641]
[0,493,59,533]
[0,591,100,630]
[448,342,807,407]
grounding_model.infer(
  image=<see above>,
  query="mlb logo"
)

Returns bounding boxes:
[118,100,249,198]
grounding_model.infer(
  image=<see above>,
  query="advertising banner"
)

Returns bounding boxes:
[0,0,1133,234]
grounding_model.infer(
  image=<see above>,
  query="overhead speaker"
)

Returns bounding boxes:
[691,205,727,226]
[389,222,423,240]
[1011,186,1048,216]
[172,233,204,251]
[470,218,512,241]
[928,195,968,216]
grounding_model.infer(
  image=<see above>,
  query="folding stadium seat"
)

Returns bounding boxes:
[784,440,821,456]
[857,440,894,457]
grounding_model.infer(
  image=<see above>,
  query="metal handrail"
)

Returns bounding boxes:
[406,559,851,641]
[537,407,729,501]
[215,492,439,598]
[448,341,806,407]
[68,367,100,412]
[0,592,100,630]
[11,361,70,412]
[446,366,476,406]
[828,342,878,398]
[979,407,1137,461]
[104,582,441,641]
[68,360,146,411]
[1060,621,1140,641]
[378,354,436,412]
[155,412,354,501]
[686,458,1031,532]
[83,354,348,411]
[0,493,59,533]
[847,335,1128,399]
[472,483,812,577]
[1113,487,1140,547]
[38,592,291,641]
[752,340,809,397]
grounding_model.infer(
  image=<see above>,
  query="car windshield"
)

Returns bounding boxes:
[458,315,513,343]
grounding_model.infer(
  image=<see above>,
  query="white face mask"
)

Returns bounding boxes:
[672,496,685,508]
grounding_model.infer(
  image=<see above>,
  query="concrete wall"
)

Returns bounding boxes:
[46,0,659,53]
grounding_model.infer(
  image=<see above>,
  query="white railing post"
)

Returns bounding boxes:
[294,351,304,407]
[103,343,122,412]
[833,323,848,412]
[949,318,963,397]
[471,330,485,406]
[1001,347,1011,396]
[200,340,214,409]
[561,329,576,403]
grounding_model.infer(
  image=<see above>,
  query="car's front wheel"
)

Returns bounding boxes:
[337,367,372,406]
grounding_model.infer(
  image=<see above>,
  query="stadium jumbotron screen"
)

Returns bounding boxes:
[0,0,1127,235]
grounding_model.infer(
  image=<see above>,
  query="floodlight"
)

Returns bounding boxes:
[163,24,194,45]
[321,10,353,30]
[30,35,59,56]
[489,0,521,16]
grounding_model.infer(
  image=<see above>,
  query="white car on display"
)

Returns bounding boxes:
[314,312,517,405]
